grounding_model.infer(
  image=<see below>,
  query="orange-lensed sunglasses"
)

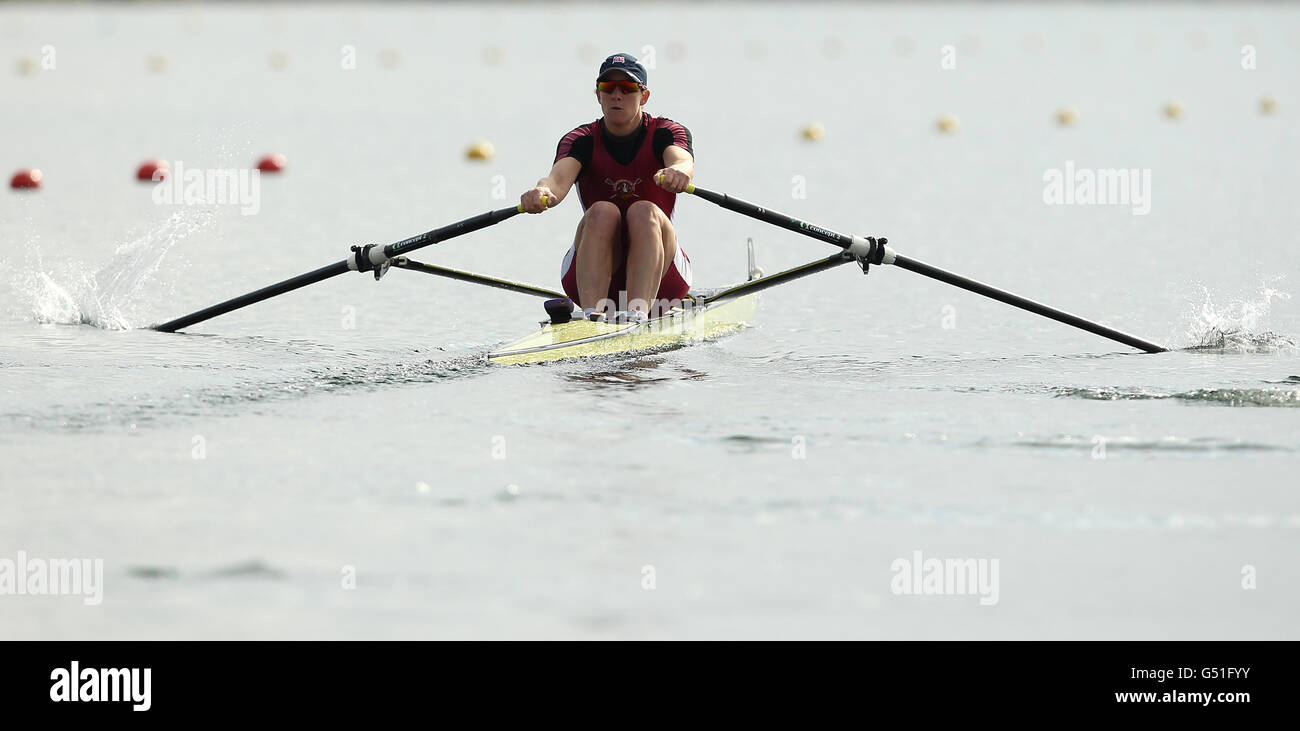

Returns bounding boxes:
[597,80,644,95]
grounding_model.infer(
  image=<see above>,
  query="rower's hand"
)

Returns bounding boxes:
[520,187,553,214]
[655,169,690,194]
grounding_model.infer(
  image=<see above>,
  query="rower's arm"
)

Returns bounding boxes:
[662,145,694,179]
[521,158,582,213]
[656,145,694,193]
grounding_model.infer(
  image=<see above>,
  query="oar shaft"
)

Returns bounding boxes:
[686,185,868,254]
[683,184,1168,354]
[694,252,854,305]
[154,205,524,332]
[893,255,1166,353]
[384,206,521,258]
[392,258,565,299]
[154,260,351,333]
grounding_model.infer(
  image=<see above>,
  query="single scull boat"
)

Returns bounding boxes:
[153,184,1168,358]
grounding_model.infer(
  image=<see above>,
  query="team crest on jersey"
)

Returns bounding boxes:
[605,177,642,200]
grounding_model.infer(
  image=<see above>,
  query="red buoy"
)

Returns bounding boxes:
[10,168,43,189]
[256,153,286,173]
[136,159,170,181]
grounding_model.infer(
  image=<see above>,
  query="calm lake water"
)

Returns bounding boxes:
[1,2,1297,639]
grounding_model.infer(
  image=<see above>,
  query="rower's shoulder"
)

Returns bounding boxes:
[559,120,601,139]
[651,116,693,155]
[650,114,689,129]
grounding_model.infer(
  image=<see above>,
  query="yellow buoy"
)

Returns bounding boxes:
[379,48,402,69]
[16,56,36,75]
[936,114,960,133]
[1259,96,1278,115]
[800,123,826,141]
[1163,101,1185,120]
[1056,106,1079,126]
[269,50,290,71]
[466,141,495,161]
[147,53,168,73]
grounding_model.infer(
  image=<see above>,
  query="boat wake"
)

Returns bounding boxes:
[11,209,212,330]
[2,350,493,434]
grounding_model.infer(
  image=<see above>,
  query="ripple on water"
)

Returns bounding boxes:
[1051,385,1300,408]
[1003,434,1294,453]
[2,352,495,434]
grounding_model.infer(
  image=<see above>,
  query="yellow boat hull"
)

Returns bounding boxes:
[487,294,757,365]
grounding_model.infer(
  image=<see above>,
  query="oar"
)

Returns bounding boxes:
[679,183,1167,353]
[154,202,537,333]
[391,258,565,300]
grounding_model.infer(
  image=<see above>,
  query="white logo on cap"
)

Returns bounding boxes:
[613,56,625,63]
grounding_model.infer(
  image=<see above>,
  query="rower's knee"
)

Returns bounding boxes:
[626,200,662,232]
[584,201,621,231]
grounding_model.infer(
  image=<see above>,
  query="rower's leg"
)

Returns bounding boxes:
[575,201,621,311]
[625,200,677,314]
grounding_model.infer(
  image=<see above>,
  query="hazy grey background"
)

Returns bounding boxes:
[1,2,1297,639]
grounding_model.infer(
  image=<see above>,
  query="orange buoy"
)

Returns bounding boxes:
[256,153,286,172]
[136,159,169,181]
[10,168,42,189]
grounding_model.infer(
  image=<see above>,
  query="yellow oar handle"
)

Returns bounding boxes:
[515,194,549,213]
[655,173,695,194]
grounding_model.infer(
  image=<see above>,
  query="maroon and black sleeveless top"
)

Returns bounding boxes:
[554,114,693,219]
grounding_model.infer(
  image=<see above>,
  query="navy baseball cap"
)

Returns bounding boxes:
[597,53,647,86]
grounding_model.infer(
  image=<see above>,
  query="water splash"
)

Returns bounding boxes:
[1183,280,1295,352]
[14,209,213,330]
